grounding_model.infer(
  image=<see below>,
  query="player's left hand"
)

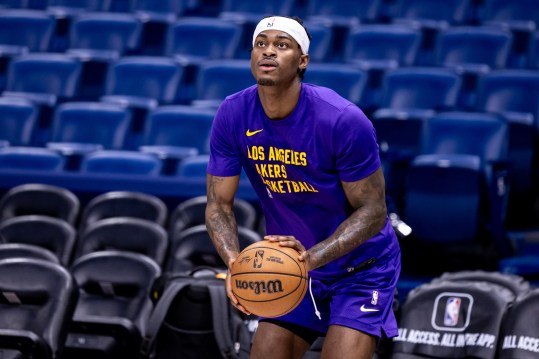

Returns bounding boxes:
[264,235,313,271]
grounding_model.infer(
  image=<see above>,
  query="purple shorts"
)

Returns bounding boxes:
[262,250,401,339]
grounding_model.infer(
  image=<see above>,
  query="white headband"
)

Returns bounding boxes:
[252,16,310,55]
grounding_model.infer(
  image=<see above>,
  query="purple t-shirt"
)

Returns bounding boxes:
[207,83,399,279]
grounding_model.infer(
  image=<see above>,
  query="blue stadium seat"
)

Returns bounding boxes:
[0,97,39,146]
[67,12,143,96]
[165,17,242,61]
[140,105,214,175]
[4,53,82,103]
[344,24,423,69]
[480,0,539,32]
[0,9,55,53]
[475,69,539,218]
[372,67,462,157]
[80,150,162,175]
[0,146,65,171]
[46,101,132,169]
[0,258,78,358]
[499,256,539,287]
[193,59,254,108]
[100,56,186,147]
[175,154,209,177]
[398,115,513,274]
[304,63,368,105]
[434,26,513,71]
[102,56,184,105]
[343,24,422,107]
[164,17,243,103]
[306,0,384,25]
[390,0,474,65]
[69,12,142,58]
[527,30,539,68]
[47,0,108,13]
[0,9,55,85]
[434,26,513,108]
[302,20,333,63]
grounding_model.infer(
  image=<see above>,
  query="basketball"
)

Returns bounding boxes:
[230,240,308,318]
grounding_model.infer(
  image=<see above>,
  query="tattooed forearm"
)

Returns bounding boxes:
[307,168,387,270]
[206,175,241,266]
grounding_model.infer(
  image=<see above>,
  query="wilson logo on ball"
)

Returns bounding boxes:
[234,279,284,295]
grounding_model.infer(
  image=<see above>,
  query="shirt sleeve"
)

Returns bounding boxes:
[334,104,381,182]
[207,102,243,177]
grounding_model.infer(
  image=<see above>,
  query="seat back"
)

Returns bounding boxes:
[344,24,423,67]
[47,0,107,11]
[165,17,243,60]
[422,112,508,165]
[498,288,539,359]
[380,67,462,110]
[0,147,65,171]
[169,195,257,235]
[175,154,209,177]
[195,59,255,102]
[80,150,163,175]
[305,63,367,105]
[143,105,215,154]
[393,0,472,24]
[0,215,76,265]
[0,258,77,358]
[0,97,38,146]
[220,0,295,15]
[68,251,161,355]
[306,0,383,23]
[51,101,132,149]
[167,224,260,273]
[0,243,59,263]
[391,280,515,359]
[434,26,513,70]
[132,0,186,15]
[105,56,184,103]
[76,217,168,266]
[6,53,82,98]
[0,183,80,225]
[404,154,483,244]
[482,0,539,25]
[69,12,142,55]
[0,9,55,52]
[80,190,167,230]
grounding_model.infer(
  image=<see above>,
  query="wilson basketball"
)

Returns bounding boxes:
[230,240,308,317]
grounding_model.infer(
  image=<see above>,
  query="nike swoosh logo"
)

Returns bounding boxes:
[246,129,263,137]
[360,304,379,312]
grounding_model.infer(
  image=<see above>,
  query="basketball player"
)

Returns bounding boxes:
[205,15,401,359]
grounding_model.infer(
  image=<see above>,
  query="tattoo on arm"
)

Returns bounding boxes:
[206,175,240,266]
[307,167,387,270]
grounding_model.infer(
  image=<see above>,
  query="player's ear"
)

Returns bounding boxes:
[299,53,309,70]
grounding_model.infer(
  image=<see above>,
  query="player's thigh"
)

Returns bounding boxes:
[251,321,312,359]
[321,325,376,359]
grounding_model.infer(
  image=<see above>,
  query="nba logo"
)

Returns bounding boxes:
[444,297,461,326]
[253,250,264,268]
[266,17,275,27]
[371,290,379,305]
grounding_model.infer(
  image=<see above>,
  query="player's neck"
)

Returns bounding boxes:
[258,81,301,120]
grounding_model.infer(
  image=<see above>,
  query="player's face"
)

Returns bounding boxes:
[251,30,308,86]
